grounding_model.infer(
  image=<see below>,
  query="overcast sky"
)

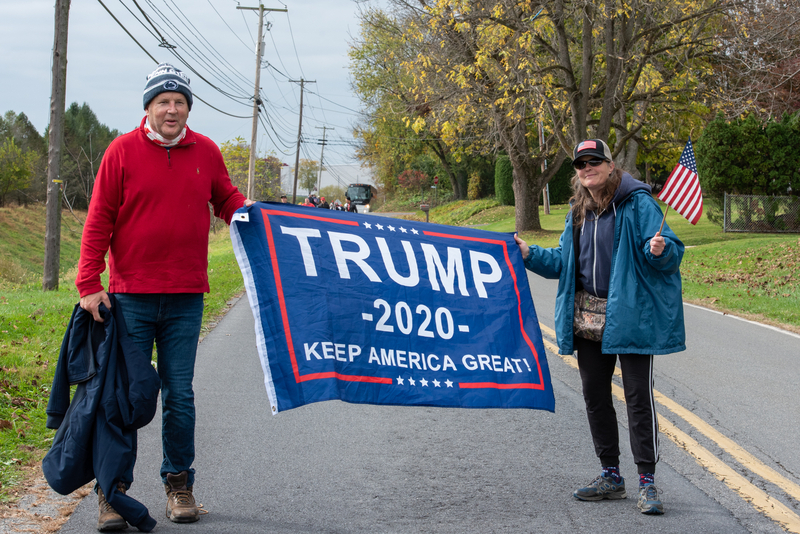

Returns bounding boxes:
[0,0,373,167]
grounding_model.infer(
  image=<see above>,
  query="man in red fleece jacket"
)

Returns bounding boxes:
[76,63,253,531]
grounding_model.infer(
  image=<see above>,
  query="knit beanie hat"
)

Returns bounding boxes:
[143,63,193,111]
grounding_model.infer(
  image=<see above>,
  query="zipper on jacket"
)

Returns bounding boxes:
[592,213,598,295]
[591,208,605,296]
[166,147,171,167]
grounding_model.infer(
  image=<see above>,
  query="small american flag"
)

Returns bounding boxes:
[658,138,703,225]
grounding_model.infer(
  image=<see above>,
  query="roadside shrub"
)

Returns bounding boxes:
[467,171,482,200]
[494,155,514,206]
[547,159,575,205]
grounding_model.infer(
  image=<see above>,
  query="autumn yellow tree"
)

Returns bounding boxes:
[350,7,493,200]
[388,0,725,230]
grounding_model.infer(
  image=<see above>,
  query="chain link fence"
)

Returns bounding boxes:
[723,193,800,233]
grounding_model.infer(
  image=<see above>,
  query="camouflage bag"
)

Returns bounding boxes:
[573,289,607,342]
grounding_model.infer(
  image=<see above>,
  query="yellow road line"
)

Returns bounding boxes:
[656,414,800,533]
[653,390,800,502]
[538,324,800,532]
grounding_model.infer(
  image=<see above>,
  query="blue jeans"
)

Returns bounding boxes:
[113,293,204,486]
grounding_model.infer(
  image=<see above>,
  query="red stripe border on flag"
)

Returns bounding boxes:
[260,207,545,391]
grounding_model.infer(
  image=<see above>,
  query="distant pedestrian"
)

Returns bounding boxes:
[515,138,685,516]
[318,196,330,210]
[280,195,288,203]
[301,197,315,207]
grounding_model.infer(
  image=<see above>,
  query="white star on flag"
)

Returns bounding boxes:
[396,376,404,385]
[445,379,453,388]
[364,222,372,229]
[409,377,416,386]
[420,378,429,387]
[657,138,703,225]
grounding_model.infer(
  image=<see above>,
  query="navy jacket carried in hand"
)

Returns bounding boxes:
[43,295,160,532]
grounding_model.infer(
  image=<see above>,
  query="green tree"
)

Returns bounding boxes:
[298,159,319,195]
[320,184,346,205]
[220,137,282,201]
[548,159,575,206]
[0,111,46,204]
[697,113,800,198]
[0,138,34,207]
[59,102,120,209]
[494,156,514,206]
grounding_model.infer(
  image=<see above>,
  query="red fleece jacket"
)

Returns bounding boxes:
[76,118,246,297]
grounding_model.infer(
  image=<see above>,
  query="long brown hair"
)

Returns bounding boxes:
[569,166,624,227]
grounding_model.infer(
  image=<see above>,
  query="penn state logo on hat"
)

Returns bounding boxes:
[142,63,193,111]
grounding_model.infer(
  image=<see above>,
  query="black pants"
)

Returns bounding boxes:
[575,336,658,474]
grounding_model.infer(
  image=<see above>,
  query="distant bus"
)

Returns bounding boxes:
[346,183,377,213]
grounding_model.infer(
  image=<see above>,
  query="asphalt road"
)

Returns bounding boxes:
[54,266,800,533]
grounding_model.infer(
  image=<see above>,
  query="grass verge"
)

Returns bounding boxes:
[0,214,245,503]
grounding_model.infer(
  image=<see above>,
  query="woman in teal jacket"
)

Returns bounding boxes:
[515,139,685,516]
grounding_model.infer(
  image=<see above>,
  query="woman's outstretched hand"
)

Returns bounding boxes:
[514,233,529,260]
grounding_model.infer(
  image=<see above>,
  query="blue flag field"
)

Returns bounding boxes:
[230,203,554,414]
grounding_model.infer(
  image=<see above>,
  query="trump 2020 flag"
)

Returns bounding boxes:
[230,203,554,415]
[658,138,703,225]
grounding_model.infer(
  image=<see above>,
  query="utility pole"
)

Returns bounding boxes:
[539,120,550,215]
[43,0,71,291]
[237,4,287,199]
[289,78,315,204]
[315,126,333,193]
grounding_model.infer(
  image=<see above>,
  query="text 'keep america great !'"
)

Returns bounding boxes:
[231,202,554,414]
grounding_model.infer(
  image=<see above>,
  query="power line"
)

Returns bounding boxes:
[97,0,253,119]
[165,0,255,91]
[305,91,367,116]
[140,0,253,102]
[206,0,252,53]
[282,11,306,80]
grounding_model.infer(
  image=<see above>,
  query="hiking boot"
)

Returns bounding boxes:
[638,483,665,515]
[165,471,199,523]
[573,475,627,501]
[97,483,128,532]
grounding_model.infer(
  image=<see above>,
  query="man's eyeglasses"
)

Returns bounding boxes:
[572,158,607,170]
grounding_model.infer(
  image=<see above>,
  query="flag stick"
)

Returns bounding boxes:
[658,205,670,234]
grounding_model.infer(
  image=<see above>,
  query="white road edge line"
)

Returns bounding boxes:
[683,302,800,340]
[539,324,800,532]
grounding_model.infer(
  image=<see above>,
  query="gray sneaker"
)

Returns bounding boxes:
[573,475,627,501]
[637,483,665,514]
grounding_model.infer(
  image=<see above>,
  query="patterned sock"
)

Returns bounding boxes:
[640,473,655,486]
[602,466,622,484]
